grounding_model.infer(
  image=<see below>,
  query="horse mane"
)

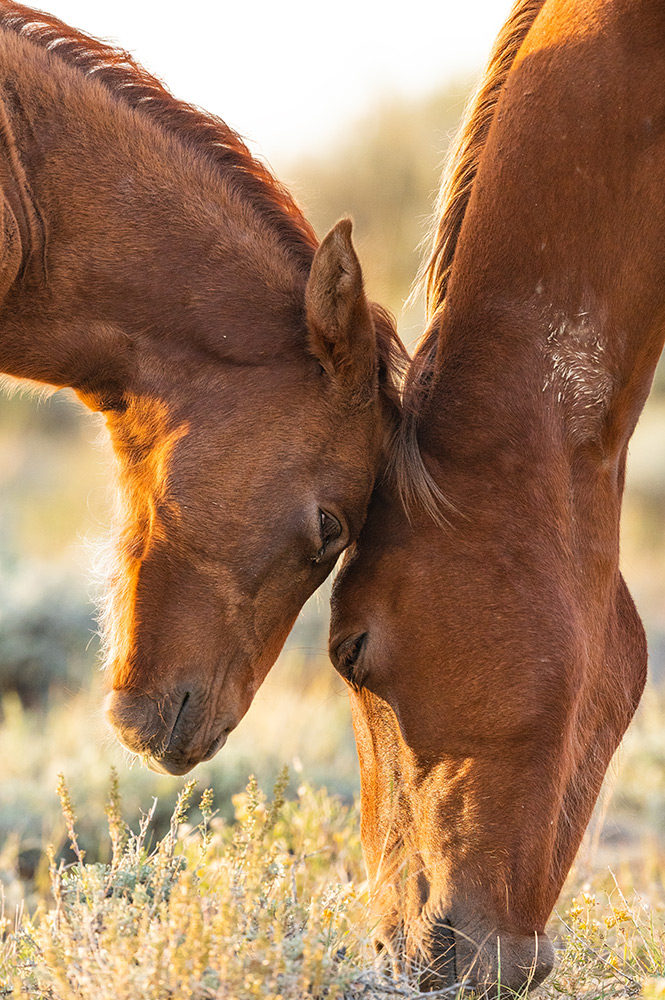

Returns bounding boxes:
[394,0,546,524]
[372,302,409,412]
[0,2,318,272]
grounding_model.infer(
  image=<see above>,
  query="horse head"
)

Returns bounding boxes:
[328,0,665,991]
[0,5,403,773]
[102,222,400,774]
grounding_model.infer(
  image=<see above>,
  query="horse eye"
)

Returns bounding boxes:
[314,509,341,563]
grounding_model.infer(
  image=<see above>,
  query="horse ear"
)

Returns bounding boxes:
[305,219,377,394]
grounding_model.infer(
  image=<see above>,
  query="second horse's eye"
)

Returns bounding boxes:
[314,509,342,562]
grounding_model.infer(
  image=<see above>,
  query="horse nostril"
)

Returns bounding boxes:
[333,632,367,690]
[165,691,191,752]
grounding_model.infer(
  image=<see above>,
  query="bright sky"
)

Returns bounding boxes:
[44,1,514,169]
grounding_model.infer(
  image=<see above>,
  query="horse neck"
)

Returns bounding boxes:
[420,0,665,568]
[0,33,307,386]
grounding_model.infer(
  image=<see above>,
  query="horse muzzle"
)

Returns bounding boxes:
[392,913,554,996]
[105,687,232,774]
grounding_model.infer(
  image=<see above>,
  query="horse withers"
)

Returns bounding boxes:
[0,3,404,774]
[330,0,664,992]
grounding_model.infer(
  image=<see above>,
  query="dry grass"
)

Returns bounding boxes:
[1,769,385,999]
[1,750,665,999]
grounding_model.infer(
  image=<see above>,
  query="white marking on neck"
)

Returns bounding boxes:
[542,306,614,444]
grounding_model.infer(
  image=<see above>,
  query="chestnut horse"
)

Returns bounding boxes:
[330,0,664,993]
[0,3,403,774]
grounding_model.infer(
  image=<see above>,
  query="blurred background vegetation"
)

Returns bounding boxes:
[0,79,664,908]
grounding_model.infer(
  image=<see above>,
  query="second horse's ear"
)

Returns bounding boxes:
[305,219,377,399]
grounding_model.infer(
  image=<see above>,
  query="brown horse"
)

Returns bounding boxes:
[330,0,665,993]
[0,3,404,775]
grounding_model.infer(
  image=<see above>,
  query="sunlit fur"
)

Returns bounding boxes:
[97,401,189,692]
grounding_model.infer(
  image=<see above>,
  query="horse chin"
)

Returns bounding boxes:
[146,728,231,775]
[145,755,198,776]
[145,756,193,776]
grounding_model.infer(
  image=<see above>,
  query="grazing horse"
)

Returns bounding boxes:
[0,3,404,774]
[330,0,665,992]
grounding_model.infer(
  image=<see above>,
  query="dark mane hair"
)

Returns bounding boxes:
[0,1,318,272]
[393,0,546,523]
[372,301,409,412]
